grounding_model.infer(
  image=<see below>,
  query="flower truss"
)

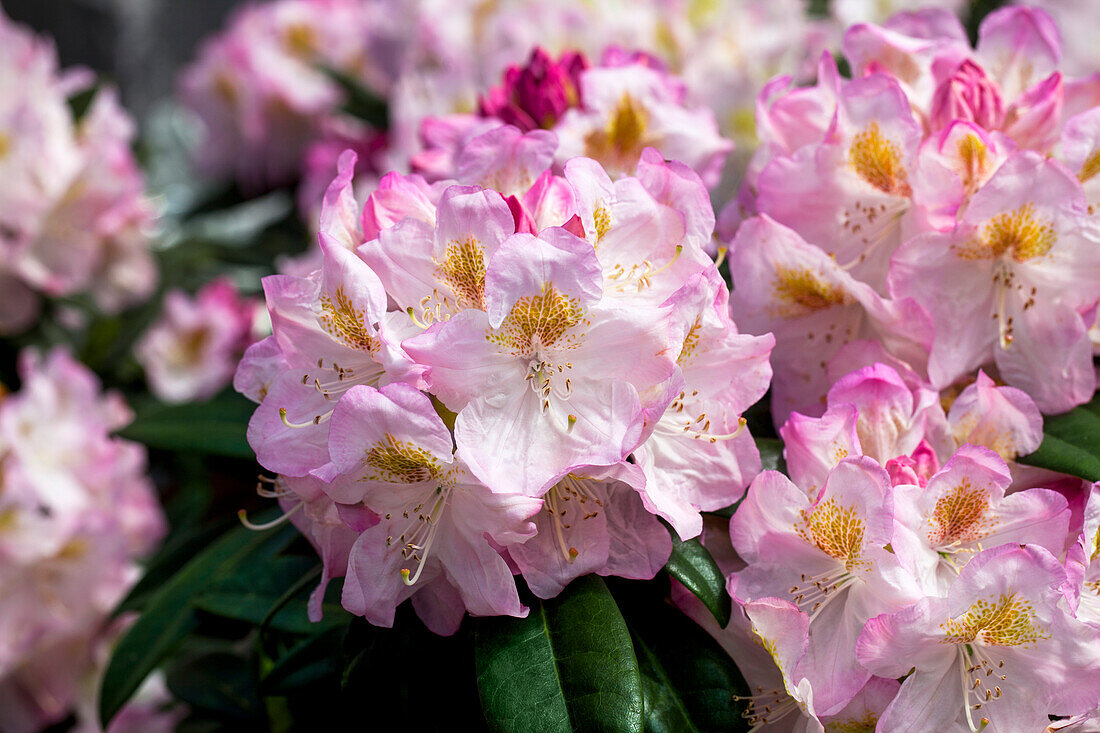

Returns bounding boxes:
[0,349,169,732]
[726,5,1100,421]
[236,133,774,630]
[0,10,157,334]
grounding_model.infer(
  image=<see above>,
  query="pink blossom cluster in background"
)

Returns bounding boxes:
[0,349,170,732]
[678,362,1100,731]
[414,46,733,192]
[234,140,775,631]
[179,0,838,209]
[727,6,1100,425]
[0,11,158,335]
[137,279,262,404]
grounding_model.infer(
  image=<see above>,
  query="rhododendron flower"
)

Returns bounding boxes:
[245,235,421,481]
[507,462,670,599]
[752,72,924,292]
[729,458,921,715]
[404,225,677,496]
[554,61,732,187]
[0,11,157,332]
[780,363,1045,498]
[675,541,902,731]
[137,279,259,404]
[893,445,1071,593]
[727,216,930,425]
[0,348,164,730]
[889,151,1100,413]
[326,383,541,633]
[857,544,1100,732]
[633,269,774,539]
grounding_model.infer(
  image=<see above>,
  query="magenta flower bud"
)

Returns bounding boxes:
[929,60,1006,131]
[477,47,588,131]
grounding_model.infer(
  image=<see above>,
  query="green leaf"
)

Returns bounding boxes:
[475,575,644,733]
[755,437,787,474]
[99,517,297,726]
[259,626,346,695]
[166,649,262,719]
[117,391,256,458]
[320,66,389,128]
[1018,395,1100,482]
[664,533,731,628]
[627,602,749,733]
[193,556,346,634]
[117,519,229,613]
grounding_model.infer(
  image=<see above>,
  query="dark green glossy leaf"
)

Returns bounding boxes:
[1019,395,1100,482]
[755,437,786,474]
[664,534,731,628]
[117,520,229,613]
[193,556,346,634]
[628,603,749,733]
[117,391,256,458]
[259,626,346,695]
[166,649,262,719]
[475,575,643,733]
[99,517,296,726]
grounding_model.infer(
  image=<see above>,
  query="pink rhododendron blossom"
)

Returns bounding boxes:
[554,61,732,187]
[507,462,671,599]
[726,5,1100,417]
[857,544,1100,732]
[403,225,676,496]
[633,269,774,539]
[0,12,157,333]
[893,445,1071,593]
[889,151,1100,413]
[137,279,260,404]
[727,216,931,425]
[327,383,541,633]
[728,458,922,715]
[238,135,775,631]
[0,349,165,731]
[780,363,1045,496]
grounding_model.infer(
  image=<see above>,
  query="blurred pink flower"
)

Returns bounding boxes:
[137,279,259,404]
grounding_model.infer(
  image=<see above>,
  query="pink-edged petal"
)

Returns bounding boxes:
[948,371,1043,460]
[454,376,643,497]
[780,404,862,500]
[402,309,526,412]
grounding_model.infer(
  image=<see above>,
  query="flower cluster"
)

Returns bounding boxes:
[0,348,166,731]
[414,46,733,190]
[726,6,1100,423]
[136,278,262,404]
[181,0,842,206]
[678,361,1100,732]
[0,10,158,335]
[236,139,773,631]
[179,0,398,191]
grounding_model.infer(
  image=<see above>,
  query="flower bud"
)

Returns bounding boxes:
[929,60,1005,131]
[477,47,588,131]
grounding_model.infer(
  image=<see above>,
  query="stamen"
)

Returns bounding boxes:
[406,306,431,330]
[713,246,728,269]
[238,502,302,531]
[279,406,333,428]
